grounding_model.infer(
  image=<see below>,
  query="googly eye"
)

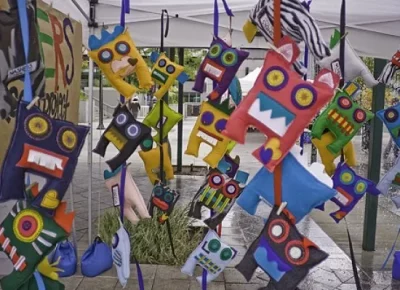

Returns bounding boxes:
[222,181,240,198]
[158,59,167,68]
[220,248,233,261]
[208,173,225,189]
[166,65,175,74]
[340,170,354,185]
[115,113,128,126]
[354,180,367,195]
[221,50,238,67]
[285,241,309,266]
[57,127,78,152]
[353,109,366,123]
[14,209,43,243]
[209,43,222,58]
[291,84,317,110]
[215,119,227,133]
[201,111,214,126]
[25,114,52,140]
[208,239,221,253]
[125,124,141,139]
[268,219,289,243]
[115,41,130,55]
[384,108,399,123]
[338,96,352,109]
[98,48,113,63]
[264,67,289,91]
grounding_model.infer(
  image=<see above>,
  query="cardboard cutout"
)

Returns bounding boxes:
[148,182,180,224]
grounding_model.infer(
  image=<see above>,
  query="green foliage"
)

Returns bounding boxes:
[98,206,204,265]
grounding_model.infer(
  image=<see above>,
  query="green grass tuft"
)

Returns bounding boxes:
[98,206,204,266]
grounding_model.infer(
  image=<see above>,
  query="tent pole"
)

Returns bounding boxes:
[87,36,94,245]
[70,0,90,22]
[177,48,184,172]
[362,58,387,251]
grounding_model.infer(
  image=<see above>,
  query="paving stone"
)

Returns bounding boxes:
[76,277,118,290]
[189,281,225,290]
[152,279,190,290]
[60,276,84,290]
[223,268,264,284]
[156,265,191,280]
[333,269,356,283]
[114,279,153,290]
[305,268,342,288]
[225,283,262,290]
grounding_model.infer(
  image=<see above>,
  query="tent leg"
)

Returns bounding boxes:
[87,46,94,245]
[177,48,184,172]
[362,58,386,251]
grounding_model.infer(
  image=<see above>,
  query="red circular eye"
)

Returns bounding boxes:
[208,173,224,189]
[285,240,309,266]
[222,181,240,198]
[353,109,366,123]
[338,96,352,109]
[268,219,290,244]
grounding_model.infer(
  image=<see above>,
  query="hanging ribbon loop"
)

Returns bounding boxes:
[214,0,234,37]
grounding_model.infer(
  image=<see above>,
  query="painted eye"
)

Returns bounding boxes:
[268,219,289,243]
[115,41,130,55]
[112,233,119,249]
[158,59,167,68]
[215,119,227,133]
[220,248,233,261]
[384,108,399,123]
[140,136,154,151]
[222,181,240,198]
[25,114,51,140]
[285,241,309,265]
[166,65,175,74]
[57,127,78,152]
[340,170,354,185]
[116,113,128,126]
[164,192,173,203]
[354,180,367,195]
[209,43,222,58]
[201,111,214,126]
[264,67,288,91]
[221,50,238,67]
[208,239,221,253]
[291,84,317,110]
[208,173,224,188]
[338,96,352,109]
[13,209,43,243]
[125,124,141,139]
[353,109,366,123]
[98,48,113,63]
[153,186,163,196]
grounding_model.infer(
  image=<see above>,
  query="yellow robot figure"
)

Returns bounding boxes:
[312,131,356,176]
[150,52,189,99]
[139,143,174,184]
[88,25,153,99]
[185,100,233,168]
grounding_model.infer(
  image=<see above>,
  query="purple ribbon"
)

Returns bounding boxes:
[120,0,130,103]
[214,0,234,37]
[119,165,127,223]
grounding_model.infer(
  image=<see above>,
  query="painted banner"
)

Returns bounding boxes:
[0,0,83,167]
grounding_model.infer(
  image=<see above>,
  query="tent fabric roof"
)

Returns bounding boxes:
[44,0,400,59]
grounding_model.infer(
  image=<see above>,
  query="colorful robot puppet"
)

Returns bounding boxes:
[150,52,189,99]
[237,145,336,223]
[148,182,180,224]
[0,0,45,119]
[189,168,249,229]
[223,36,339,172]
[104,164,150,224]
[378,48,400,86]
[236,206,328,290]
[377,155,400,208]
[0,183,74,290]
[182,230,237,284]
[139,143,174,185]
[217,154,240,178]
[192,32,249,103]
[112,220,131,288]
[186,99,235,168]
[311,84,374,156]
[0,101,88,214]
[93,104,152,172]
[88,25,153,99]
[316,162,380,223]
[377,103,400,148]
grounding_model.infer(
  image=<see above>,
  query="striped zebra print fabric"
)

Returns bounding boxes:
[378,49,400,86]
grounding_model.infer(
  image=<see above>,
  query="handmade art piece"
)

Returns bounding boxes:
[138,143,174,185]
[186,100,234,168]
[311,131,356,176]
[223,36,339,172]
[0,0,45,119]
[104,165,150,224]
[112,221,131,288]
[237,146,336,222]
[0,101,88,214]
[377,103,400,148]
[189,168,249,229]
[150,52,189,99]
[319,29,378,87]
[377,155,400,208]
[143,101,183,143]
[148,182,180,224]
[378,49,400,85]
[311,89,374,155]
[235,206,328,290]
[88,25,153,99]
[243,0,330,76]
[0,183,74,290]
[217,154,240,178]
[182,230,237,284]
[192,34,249,102]
[316,162,380,223]
[93,104,152,172]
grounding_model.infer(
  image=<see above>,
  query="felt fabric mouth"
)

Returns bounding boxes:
[152,69,168,84]
[0,227,27,272]
[200,188,230,213]
[248,92,294,137]
[105,127,128,150]
[120,59,137,77]
[203,59,225,82]
[327,109,354,136]
[152,197,169,211]
[112,57,137,76]
[335,186,353,206]
[17,144,69,179]
[195,253,221,274]
[197,127,223,145]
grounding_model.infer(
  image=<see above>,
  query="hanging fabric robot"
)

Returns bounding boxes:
[235,206,328,290]
[217,154,240,178]
[223,36,339,172]
[377,155,400,208]
[148,182,180,224]
[377,103,400,148]
[112,219,131,288]
[378,48,400,86]
[88,25,153,99]
[188,168,249,229]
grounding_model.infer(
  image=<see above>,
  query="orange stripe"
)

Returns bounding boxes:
[273,0,282,46]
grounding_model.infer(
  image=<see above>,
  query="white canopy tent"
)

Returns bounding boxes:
[43,0,400,59]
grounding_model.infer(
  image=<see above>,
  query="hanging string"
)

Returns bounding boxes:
[213,0,234,37]
[339,0,346,88]
[120,0,130,104]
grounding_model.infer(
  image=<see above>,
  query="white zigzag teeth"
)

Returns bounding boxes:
[27,150,63,170]
[335,191,350,205]
[197,131,218,146]
[204,63,222,78]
